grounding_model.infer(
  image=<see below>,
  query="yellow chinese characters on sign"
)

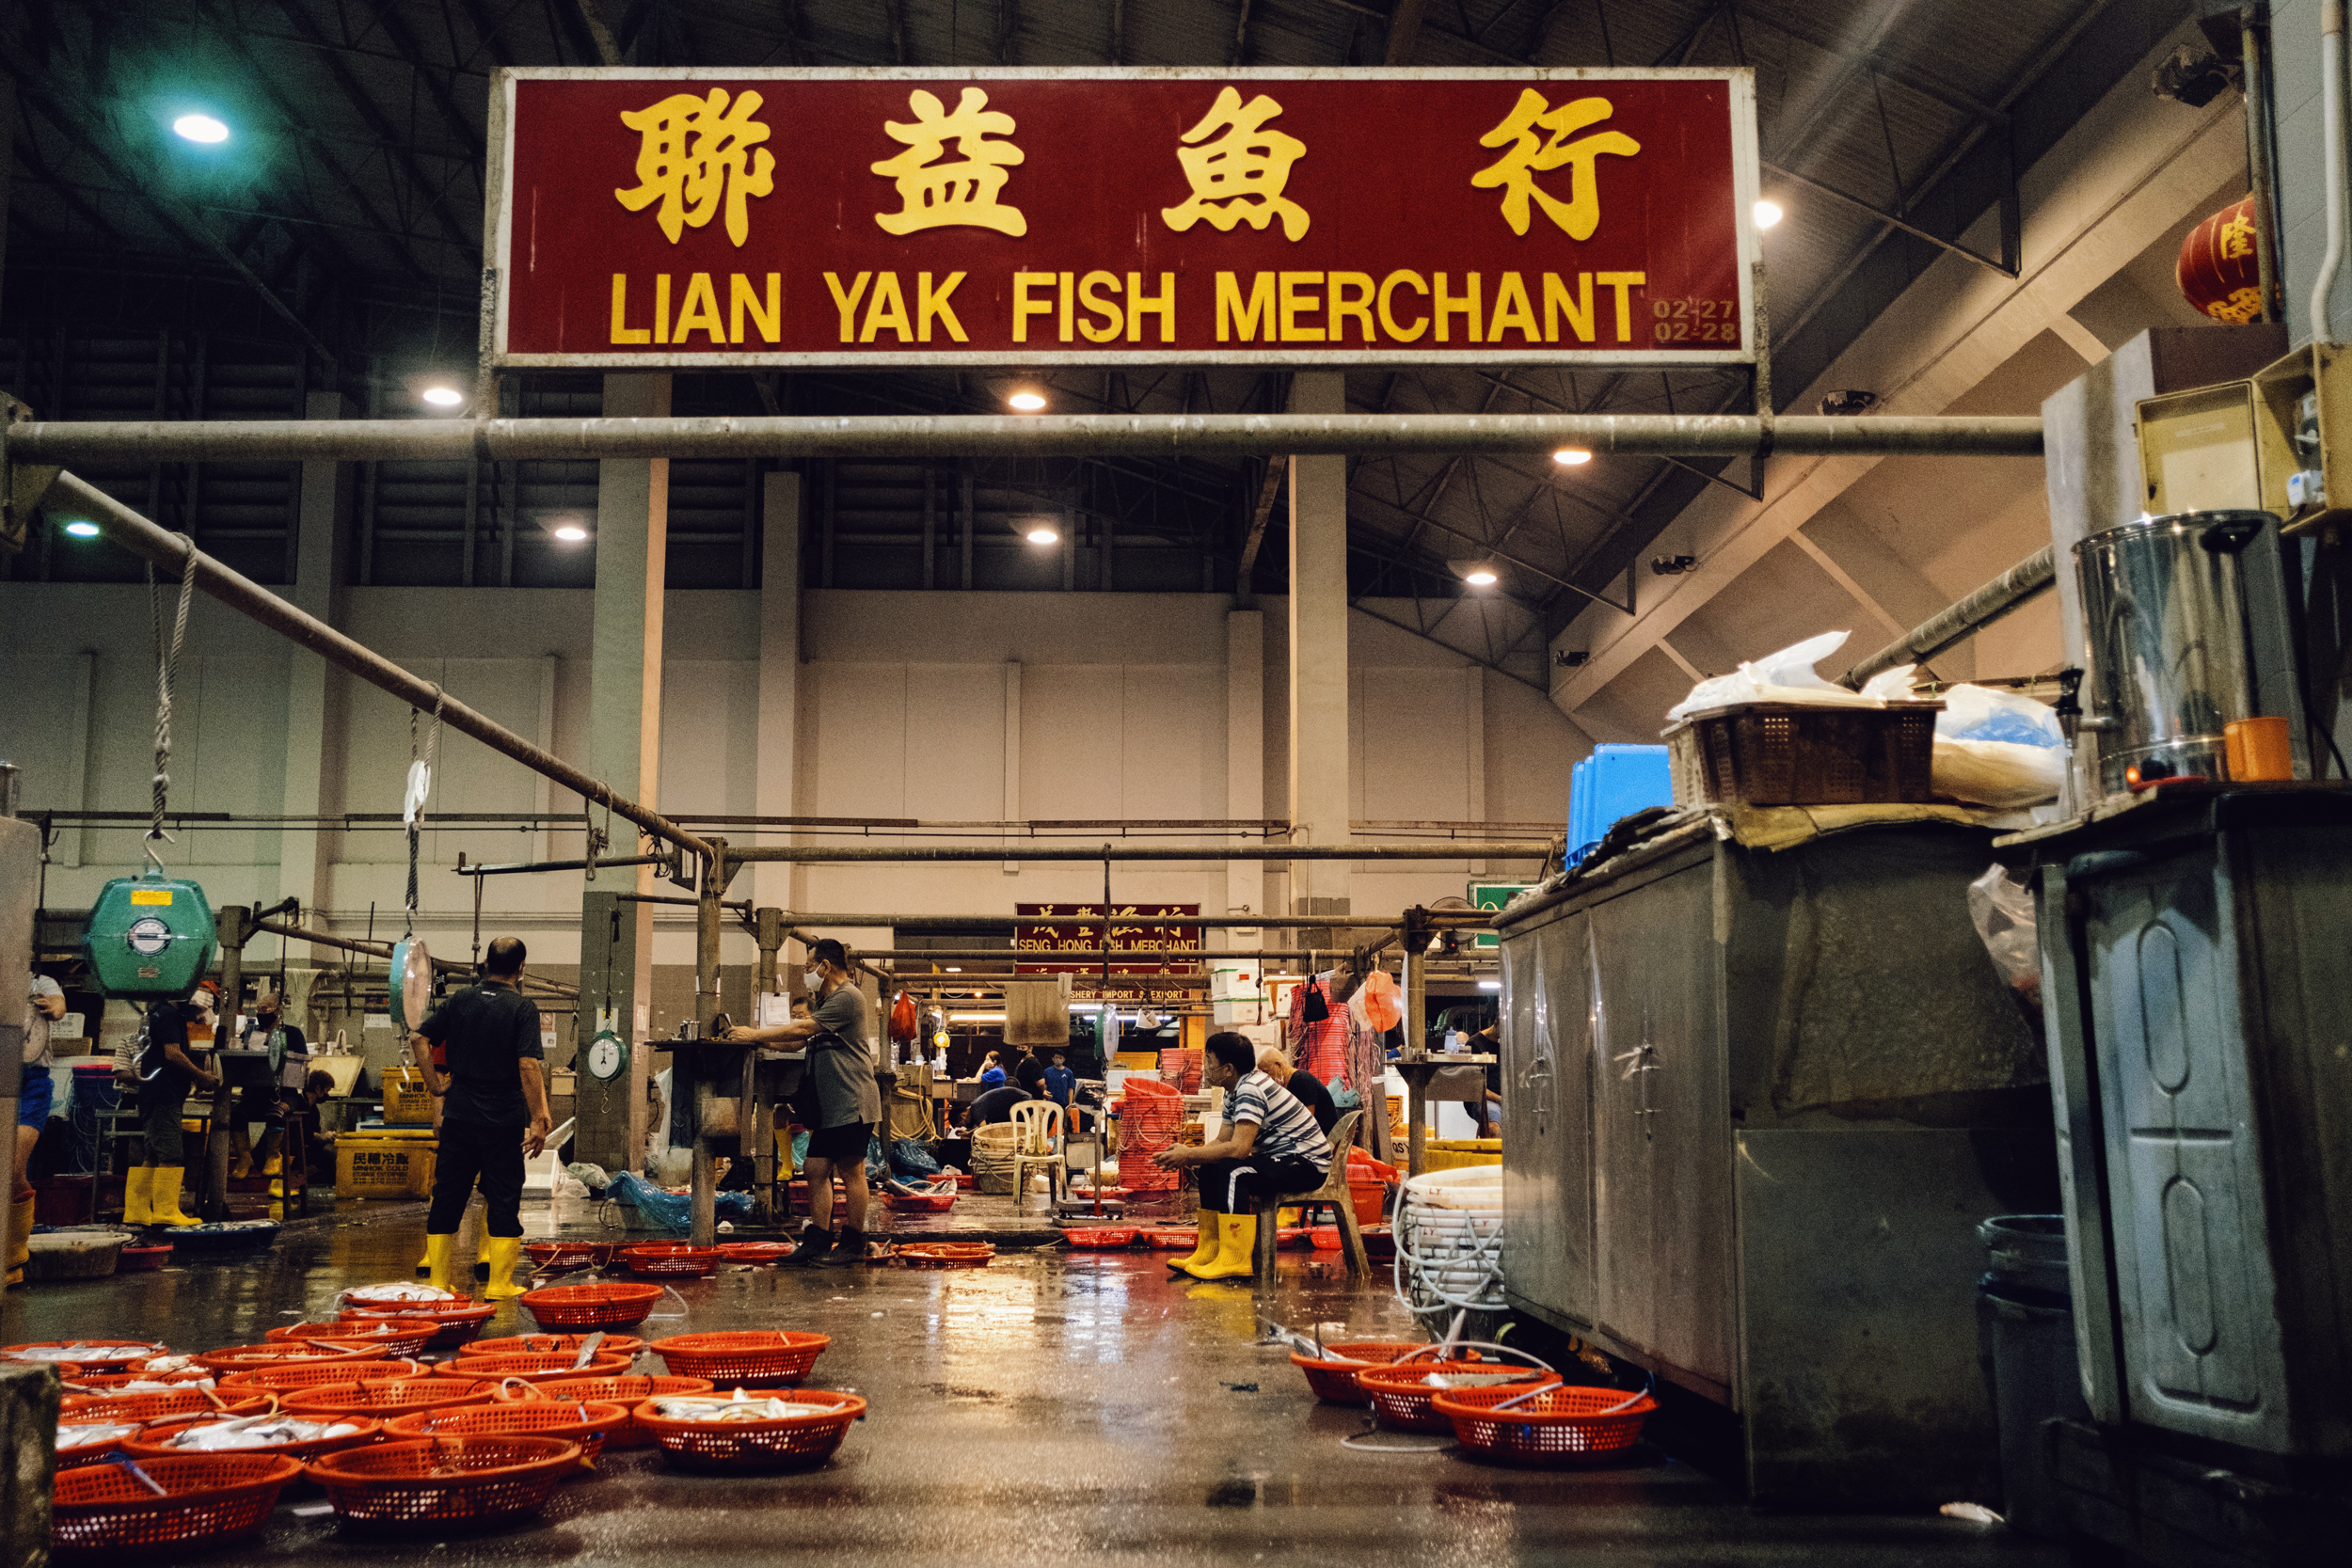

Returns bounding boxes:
[871,87,1026,237]
[1471,89,1640,240]
[1161,87,1310,242]
[612,87,776,246]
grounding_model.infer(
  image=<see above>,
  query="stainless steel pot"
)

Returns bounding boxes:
[2073,510,2265,795]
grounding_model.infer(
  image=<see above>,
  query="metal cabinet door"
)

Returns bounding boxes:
[2085,853,2292,1449]
[1589,860,1737,1399]
[1502,911,1595,1330]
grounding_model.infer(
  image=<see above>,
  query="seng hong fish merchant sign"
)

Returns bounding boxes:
[486,68,1759,369]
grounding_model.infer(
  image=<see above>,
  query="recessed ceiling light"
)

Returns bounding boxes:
[1025,526,1059,546]
[63,520,101,538]
[1753,198,1784,230]
[552,525,589,543]
[1007,390,1047,412]
[1465,568,1499,587]
[1477,979,1501,990]
[173,114,230,144]
[945,967,962,974]
[1552,448,1592,466]
[421,386,464,408]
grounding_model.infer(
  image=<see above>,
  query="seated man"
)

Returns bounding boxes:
[1153,1032,1333,1280]
[1258,1046,1339,1135]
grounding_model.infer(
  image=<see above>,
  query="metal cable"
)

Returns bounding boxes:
[142,534,198,869]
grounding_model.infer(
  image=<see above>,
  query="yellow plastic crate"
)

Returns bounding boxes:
[336,1131,437,1198]
[384,1067,436,1125]
[1421,1137,1502,1173]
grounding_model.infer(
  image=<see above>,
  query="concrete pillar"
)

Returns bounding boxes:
[1286,372,1351,918]
[754,472,802,914]
[277,390,354,924]
[1226,610,1264,948]
[591,372,669,1040]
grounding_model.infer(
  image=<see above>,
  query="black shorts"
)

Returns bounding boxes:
[804,1121,873,1163]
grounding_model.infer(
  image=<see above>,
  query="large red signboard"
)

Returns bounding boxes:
[488,69,1757,370]
[1015,903,1202,1005]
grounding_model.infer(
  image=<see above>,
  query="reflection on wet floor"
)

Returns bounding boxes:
[3,1208,2072,1567]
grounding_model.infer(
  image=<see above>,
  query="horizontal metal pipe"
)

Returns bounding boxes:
[728,841,1551,863]
[53,472,714,863]
[458,856,666,877]
[850,949,1309,961]
[1843,546,2058,685]
[13,412,2045,464]
[250,917,580,998]
[754,911,1486,929]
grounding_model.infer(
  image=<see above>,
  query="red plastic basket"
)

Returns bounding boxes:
[650,1331,829,1385]
[1430,1382,1658,1465]
[524,1241,619,1272]
[1116,1080,1184,1193]
[531,1375,711,1448]
[116,1243,173,1272]
[196,1340,389,1375]
[1357,1361,1560,1433]
[1287,1341,1433,1405]
[218,1359,428,1396]
[464,1332,645,1360]
[1308,1225,1397,1260]
[635,1390,865,1472]
[266,1318,438,1356]
[66,1367,214,1393]
[306,1435,581,1527]
[386,1399,629,1465]
[50,1452,302,1557]
[59,1388,269,1422]
[124,1412,384,1463]
[56,1422,143,1470]
[520,1282,666,1330]
[882,1191,956,1212]
[716,1242,795,1265]
[1139,1227,1199,1251]
[339,1297,498,1347]
[620,1243,723,1278]
[284,1378,501,1421]
[435,1352,634,1384]
[896,1242,993,1269]
[6,1340,167,1367]
[1061,1227,1140,1248]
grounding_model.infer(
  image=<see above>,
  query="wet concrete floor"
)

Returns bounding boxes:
[5,1207,2075,1567]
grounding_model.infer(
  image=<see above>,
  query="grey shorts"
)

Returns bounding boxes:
[139,1096,188,1163]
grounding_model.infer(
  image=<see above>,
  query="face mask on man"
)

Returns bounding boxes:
[803,970,822,993]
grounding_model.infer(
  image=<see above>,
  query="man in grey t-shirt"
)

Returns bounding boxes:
[725,938,878,1266]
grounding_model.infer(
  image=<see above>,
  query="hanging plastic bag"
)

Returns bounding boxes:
[889,991,917,1043]
[1967,864,2042,1010]
[1665,630,1881,720]
[1298,980,1329,1022]
[1356,969,1403,1032]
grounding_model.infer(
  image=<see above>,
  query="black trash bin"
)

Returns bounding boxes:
[1977,1215,2089,1539]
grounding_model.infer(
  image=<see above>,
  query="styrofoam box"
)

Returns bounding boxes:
[1211,997,1263,1025]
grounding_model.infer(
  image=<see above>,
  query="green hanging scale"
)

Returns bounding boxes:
[86,543,216,1000]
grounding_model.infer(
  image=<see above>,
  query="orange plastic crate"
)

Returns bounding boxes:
[463,1332,645,1360]
[197,1340,388,1375]
[125,1412,384,1463]
[520,1282,665,1330]
[4,1339,167,1367]
[650,1331,828,1385]
[51,1452,301,1556]
[620,1243,723,1278]
[284,1378,500,1421]
[306,1435,580,1528]
[1288,1341,1430,1406]
[635,1390,865,1471]
[59,1387,268,1423]
[1431,1382,1658,1465]
[532,1374,711,1449]
[1356,1361,1558,1433]
[387,1398,629,1465]
[265,1318,437,1356]
[219,1359,428,1396]
[434,1352,635,1384]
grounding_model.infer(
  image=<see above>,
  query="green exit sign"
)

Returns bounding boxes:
[1468,882,1536,950]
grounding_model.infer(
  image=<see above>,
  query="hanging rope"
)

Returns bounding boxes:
[143,534,199,874]
[404,688,444,939]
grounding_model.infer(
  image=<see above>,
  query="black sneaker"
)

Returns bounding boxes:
[818,1227,868,1266]
[779,1229,834,1268]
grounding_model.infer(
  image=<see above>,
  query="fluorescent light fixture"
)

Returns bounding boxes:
[948,1012,1007,1023]
[1025,525,1059,545]
[420,386,464,408]
[173,114,230,144]
[552,525,589,543]
[1464,568,1498,587]
[1754,198,1784,230]
[1477,979,1502,990]
[62,520,102,538]
[1007,390,1047,411]
[1552,448,1592,466]
[944,966,962,974]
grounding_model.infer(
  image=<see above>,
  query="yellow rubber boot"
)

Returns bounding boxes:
[1186,1212,1259,1280]
[424,1232,456,1293]
[481,1235,527,1300]
[1168,1208,1219,1274]
[150,1167,201,1227]
[121,1168,153,1227]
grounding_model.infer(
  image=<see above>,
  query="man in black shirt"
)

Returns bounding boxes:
[970,1082,1032,1125]
[412,937,551,1299]
[131,980,222,1227]
[1260,1047,1340,1135]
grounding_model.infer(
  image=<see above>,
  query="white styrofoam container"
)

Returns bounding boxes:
[1208,966,1259,1000]
[1211,996,1263,1025]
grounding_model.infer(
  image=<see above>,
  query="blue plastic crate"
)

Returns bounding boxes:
[1567,744,1674,863]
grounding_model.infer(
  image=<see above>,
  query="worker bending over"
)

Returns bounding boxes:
[1154,1032,1333,1280]
[724,938,879,1267]
[411,937,552,1299]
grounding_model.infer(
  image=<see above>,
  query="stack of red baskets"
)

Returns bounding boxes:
[1157,1047,1202,1092]
[1117,1077,1184,1195]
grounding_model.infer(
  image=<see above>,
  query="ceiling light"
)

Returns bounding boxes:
[552,525,589,543]
[1464,568,1499,587]
[1753,198,1784,230]
[420,386,464,408]
[945,967,962,974]
[1007,390,1047,412]
[1477,979,1501,990]
[1552,448,1592,466]
[63,520,101,538]
[949,1012,1008,1023]
[173,114,230,144]
[1025,525,1059,546]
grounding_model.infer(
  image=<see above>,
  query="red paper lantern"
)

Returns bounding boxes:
[2177,195,2265,324]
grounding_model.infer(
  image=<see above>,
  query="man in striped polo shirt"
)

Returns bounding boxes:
[1153,1031,1334,1280]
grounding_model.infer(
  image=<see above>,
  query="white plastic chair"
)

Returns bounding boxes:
[1009,1101,1064,1215]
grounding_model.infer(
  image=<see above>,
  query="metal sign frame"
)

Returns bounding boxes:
[482,66,1760,373]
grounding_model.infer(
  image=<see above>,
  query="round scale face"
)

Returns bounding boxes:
[126,917,173,957]
[587,1036,626,1081]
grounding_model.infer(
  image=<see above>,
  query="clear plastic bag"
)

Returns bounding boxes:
[1937,685,2064,747]
[1666,630,1882,720]
[1967,864,2042,1010]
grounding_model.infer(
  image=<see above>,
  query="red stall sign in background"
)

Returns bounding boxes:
[489,68,1757,370]
[1015,903,1202,1005]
